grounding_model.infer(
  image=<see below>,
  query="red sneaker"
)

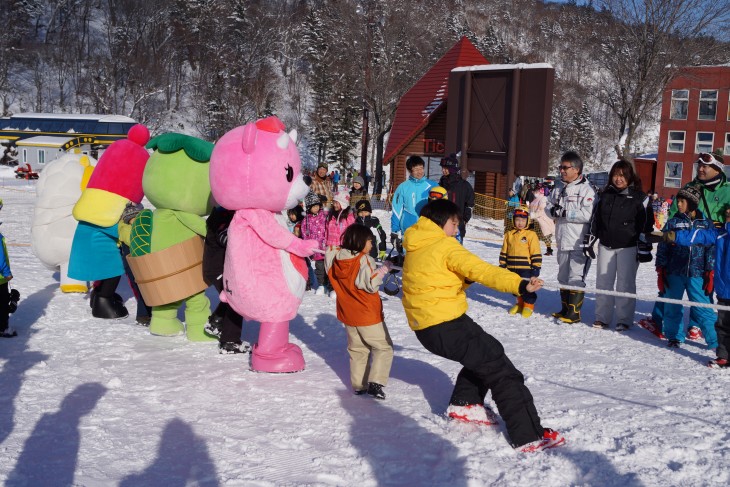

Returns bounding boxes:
[638,317,665,339]
[518,428,566,453]
[708,358,728,369]
[446,404,498,426]
[687,326,702,341]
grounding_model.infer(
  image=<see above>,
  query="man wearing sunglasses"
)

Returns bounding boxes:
[545,151,597,323]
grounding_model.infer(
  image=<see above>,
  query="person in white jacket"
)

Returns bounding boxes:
[545,151,596,323]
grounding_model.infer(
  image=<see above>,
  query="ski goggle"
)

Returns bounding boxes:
[429,191,445,200]
[513,209,529,220]
[697,152,720,166]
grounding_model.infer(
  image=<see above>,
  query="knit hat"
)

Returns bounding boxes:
[352,176,365,187]
[355,199,372,213]
[304,191,321,209]
[676,184,701,212]
[333,190,350,208]
[440,153,459,174]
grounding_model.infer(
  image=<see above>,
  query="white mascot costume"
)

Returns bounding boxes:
[31,153,96,292]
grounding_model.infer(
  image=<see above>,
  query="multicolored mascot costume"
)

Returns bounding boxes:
[210,116,318,372]
[128,133,215,341]
[68,124,150,319]
[31,153,96,293]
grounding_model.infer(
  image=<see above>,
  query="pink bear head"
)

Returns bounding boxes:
[210,116,308,213]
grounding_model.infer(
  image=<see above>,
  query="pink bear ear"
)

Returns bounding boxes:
[242,122,257,154]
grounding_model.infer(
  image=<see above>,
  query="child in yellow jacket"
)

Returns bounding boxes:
[401,199,563,452]
[499,207,542,317]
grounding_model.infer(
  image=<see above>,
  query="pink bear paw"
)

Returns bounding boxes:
[286,238,320,257]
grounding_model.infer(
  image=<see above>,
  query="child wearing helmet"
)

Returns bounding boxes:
[499,207,542,317]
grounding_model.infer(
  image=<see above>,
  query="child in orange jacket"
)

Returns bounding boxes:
[326,224,393,399]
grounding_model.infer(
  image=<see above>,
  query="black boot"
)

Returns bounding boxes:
[552,289,568,319]
[559,291,584,323]
[92,296,129,319]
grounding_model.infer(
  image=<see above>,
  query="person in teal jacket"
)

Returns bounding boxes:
[0,222,16,338]
[390,156,437,246]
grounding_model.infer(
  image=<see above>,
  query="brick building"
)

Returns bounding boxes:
[655,65,730,196]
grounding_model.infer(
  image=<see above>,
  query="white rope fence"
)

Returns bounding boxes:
[541,282,730,312]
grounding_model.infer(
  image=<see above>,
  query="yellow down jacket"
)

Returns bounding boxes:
[402,217,524,330]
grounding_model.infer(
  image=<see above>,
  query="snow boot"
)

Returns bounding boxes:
[667,339,681,349]
[91,296,129,319]
[616,323,631,332]
[251,321,305,373]
[509,297,524,315]
[551,289,569,319]
[0,326,17,338]
[559,291,583,323]
[205,301,229,337]
[518,428,566,453]
[367,382,386,400]
[521,302,534,318]
[219,341,251,354]
[544,247,553,256]
[8,288,20,314]
[593,321,609,330]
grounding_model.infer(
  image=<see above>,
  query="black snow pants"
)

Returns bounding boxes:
[415,314,544,447]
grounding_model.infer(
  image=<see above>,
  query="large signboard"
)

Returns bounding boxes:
[445,64,554,187]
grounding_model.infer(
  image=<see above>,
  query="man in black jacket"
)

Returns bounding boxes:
[439,153,475,243]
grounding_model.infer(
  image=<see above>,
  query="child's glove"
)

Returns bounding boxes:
[656,267,667,293]
[703,270,714,296]
[662,231,676,243]
[390,232,399,245]
[636,234,653,263]
[581,234,597,259]
[378,250,386,261]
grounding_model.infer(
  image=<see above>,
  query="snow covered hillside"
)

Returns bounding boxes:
[0,173,728,486]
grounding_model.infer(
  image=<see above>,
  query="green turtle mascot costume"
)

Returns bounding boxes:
[128,133,216,341]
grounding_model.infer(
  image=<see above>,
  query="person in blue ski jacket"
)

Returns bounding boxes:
[390,156,436,246]
[0,200,16,338]
[655,184,718,350]
[671,204,730,368]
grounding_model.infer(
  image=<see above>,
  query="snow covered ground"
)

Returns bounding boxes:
[0,169,728,486]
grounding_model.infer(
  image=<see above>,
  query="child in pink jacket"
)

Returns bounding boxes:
[326,191,355,297]
[301,191,329,295]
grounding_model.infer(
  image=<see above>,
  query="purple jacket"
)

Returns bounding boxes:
[301,211,327,260]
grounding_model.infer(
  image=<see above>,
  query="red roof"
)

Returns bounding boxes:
[384,37,489,165]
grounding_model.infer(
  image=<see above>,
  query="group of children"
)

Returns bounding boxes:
[499,181,729,369]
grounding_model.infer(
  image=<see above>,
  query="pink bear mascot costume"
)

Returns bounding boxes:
[210,117,318,373]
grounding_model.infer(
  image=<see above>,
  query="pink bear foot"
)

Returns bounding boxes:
[250,321,305,373]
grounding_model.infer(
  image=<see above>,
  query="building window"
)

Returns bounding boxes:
[670,90,688,120]
[726,133,730,156]
[22,149,27,164]
[667,131,685,152]
[696,132,714,153]
[665,162,683,188]
[698,90,718,120]
[38,150,45,164]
